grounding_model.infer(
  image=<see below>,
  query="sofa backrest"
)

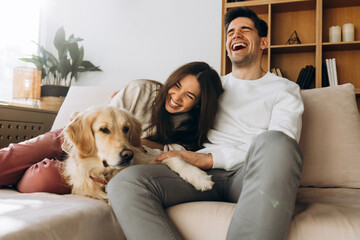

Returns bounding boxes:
[53,83,360,189]
[51,86,114,131]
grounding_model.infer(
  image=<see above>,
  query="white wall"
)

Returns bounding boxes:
[40,0,222,88]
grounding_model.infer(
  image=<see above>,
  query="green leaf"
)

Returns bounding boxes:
[20,27,102,85]
[68,41,79,63]
[54,27,67,61]
[33,41,59,66]
[18,57,44,71]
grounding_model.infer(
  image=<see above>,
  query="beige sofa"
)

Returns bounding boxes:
[1,83,360,240]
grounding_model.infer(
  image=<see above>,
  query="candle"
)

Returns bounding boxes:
[342,23,355,42]
[329,26,341,42]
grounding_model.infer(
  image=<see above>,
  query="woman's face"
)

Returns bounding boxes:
[165,74,201,114]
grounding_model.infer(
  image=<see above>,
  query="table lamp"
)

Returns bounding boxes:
[13,67,41,102]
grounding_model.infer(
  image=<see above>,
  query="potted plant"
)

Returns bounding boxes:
[19,27,102,97]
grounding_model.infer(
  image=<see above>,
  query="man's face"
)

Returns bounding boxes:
[226,17,267,68]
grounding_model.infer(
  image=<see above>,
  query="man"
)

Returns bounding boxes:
[108,7,304,240]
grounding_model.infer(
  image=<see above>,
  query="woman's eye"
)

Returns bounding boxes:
[186,94,194,100]
[175,82,181,88]
[100,127,110,134]
[123,126,129,134]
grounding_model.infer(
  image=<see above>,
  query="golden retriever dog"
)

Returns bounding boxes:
[62,105,214,201]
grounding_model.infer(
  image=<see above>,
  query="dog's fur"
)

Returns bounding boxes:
[62,105,214,201]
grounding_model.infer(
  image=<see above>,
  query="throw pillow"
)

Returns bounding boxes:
[299,83,360,188]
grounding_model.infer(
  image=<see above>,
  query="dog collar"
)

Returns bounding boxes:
[90,176,107,185]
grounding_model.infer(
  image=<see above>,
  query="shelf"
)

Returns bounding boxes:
[322,41,360,51]
[225,2,269,14]
[221,0,360,98]
[323,0,359,9]
[270,1,316,45]
[271,0,315,12]
[270,43,315,53]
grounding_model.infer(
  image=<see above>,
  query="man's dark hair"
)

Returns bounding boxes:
[224,7,268,37]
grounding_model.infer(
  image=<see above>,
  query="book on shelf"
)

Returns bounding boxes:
[322,62,330,87]
[296,65,315,89]
[271,68,277,75]
[325,59,333,86]
[296,68,306,87]
[271,68,284,78]
[325,58,338,86]
[332,58,338,86]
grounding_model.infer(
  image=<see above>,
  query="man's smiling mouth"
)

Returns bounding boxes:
[232,42,247,51]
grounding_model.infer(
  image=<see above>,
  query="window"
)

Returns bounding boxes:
[0,0,41,101]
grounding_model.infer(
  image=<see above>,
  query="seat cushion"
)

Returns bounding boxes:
[166,201,235,240]
[299,84,360,188]
[167,188,360,240]
[0,189,125,240]
[287,187,360,240]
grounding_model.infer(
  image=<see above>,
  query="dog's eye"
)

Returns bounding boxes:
[123,126,129,134]
[100,127,110,134]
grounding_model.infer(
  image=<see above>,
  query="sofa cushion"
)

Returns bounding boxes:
[299,83,360,188]
[0,189,125,240]
[287,187,360,239]
[167,188,360,240]
[166,201,235,240]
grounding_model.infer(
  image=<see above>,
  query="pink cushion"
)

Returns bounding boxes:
[299,83,360,188]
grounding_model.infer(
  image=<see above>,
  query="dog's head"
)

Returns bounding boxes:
[63,105,142,169]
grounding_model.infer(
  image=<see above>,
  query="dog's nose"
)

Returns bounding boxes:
[119,149,134,165]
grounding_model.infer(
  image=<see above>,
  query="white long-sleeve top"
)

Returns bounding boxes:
[197,72,304,171]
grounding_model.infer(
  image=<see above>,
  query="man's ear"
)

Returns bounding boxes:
[260,37,268,50]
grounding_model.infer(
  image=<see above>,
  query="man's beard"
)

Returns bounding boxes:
[230,53,255,68]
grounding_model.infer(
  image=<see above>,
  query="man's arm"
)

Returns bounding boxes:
[268,82,304,142]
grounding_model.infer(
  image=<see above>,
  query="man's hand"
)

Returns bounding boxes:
[155,151,213,170]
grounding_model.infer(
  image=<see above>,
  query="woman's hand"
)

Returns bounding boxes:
[155,151,213,170]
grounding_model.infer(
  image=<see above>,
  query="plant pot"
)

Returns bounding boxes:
[40,85,70,112]
[41,85,69,97]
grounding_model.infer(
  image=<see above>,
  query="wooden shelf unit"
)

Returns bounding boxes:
[221,0,360,99]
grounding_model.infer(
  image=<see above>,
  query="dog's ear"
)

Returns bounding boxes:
[128,116,142,147]
[63,111,97,157]
[61,111,81,153]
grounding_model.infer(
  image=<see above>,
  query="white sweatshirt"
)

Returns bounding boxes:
[197,72,304,171]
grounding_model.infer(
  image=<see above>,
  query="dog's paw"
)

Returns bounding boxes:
[163,157,214,191]
[180,167,214,191]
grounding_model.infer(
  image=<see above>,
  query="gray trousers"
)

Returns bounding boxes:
[108,131,303,240]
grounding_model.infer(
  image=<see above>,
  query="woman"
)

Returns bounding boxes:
[0,61,224,194]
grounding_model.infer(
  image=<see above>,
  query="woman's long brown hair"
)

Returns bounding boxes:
[146,62,224,151]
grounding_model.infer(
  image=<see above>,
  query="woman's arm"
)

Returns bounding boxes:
[155,151,213,170]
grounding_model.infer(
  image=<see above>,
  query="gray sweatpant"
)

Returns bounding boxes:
[108,130,303,240]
